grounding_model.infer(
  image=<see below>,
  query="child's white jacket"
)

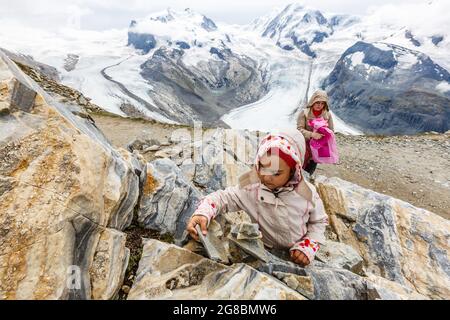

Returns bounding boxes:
[192,130,329,263]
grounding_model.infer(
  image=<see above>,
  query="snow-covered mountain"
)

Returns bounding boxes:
[234,2,450,134]
[127,8,219,54]
[251,3,359,58]
[323,41,450,134]
[123,8,268,126]
[1,2,449,135]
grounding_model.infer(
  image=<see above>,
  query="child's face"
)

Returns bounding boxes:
[312,101,326,111]
[257,154,293,190]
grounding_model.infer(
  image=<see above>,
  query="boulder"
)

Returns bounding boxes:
[315,175,450,299]
[0,52,142,299]
[90,229,130,300]
[315,240,364,275]
[138,158,202,242]
[273,267,370,300]
[191,128,258,193]
[365,273,429,300]
[259,251,426,300]
[127,239,305,300]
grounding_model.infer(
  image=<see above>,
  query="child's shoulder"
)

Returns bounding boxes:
[295,178,320,206]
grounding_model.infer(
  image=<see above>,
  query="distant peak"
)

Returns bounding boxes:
[130,7,218,33]
[141,7,211,22]
[286,3,304,11]
[143,8,175,23]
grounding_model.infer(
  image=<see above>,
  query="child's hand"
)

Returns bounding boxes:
[186,215,209,241]
[290,249,310,266]
[311,132,323,140]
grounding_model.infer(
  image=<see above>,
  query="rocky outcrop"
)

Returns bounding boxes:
[14,60,103,114]
[1,48,60,81]
[0,52,143,299]
[63,54,80,72]
[431,35,444,46]
[127,32,157,54]
[130,193,431,300]
[128,239,305,300]
[315,175,450,299]
[130,127,448,300]
[323,41,450,135]
[138,158,202,242]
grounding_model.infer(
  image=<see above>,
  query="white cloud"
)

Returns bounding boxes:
[436,81,450,93]
[366,0,450,37]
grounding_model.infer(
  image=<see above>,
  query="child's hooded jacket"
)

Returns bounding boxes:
[192,129,329,262]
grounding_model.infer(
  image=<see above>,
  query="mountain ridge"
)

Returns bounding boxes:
[1,3,449,134]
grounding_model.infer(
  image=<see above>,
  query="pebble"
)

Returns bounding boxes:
[143,145,161,153]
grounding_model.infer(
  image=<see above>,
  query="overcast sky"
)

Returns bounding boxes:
[0,0,431,31]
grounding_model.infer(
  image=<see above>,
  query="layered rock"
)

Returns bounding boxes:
[272,263,427,300]
[0,52,143,299]
[128,239,305,300]
[315,175,450,299]
[314,240,364,274]
[138,158,202,242]
[128,215,429,300]
[257,249,427,300]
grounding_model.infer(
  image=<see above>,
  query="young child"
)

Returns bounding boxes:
[186,129,328,266]
[297,90,335,175]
